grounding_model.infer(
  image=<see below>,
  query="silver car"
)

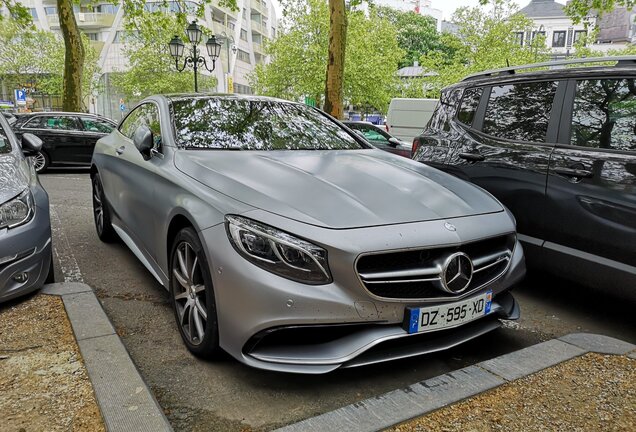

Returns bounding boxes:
[91,94,525,373]
[0,115,53,303]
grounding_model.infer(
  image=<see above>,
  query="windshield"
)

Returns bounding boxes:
[0,125,12,154]
[171,98,364,150]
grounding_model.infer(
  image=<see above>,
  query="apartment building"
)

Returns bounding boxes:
[8,0,277,117]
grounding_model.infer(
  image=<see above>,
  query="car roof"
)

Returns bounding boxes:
[450,57,636,90]
[160,93,297,105]
[343,121,375,125]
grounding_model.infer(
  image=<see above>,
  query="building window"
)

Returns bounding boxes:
[531,31,546,43]
[45,6,57,15]
[240,29,247,41]
[237,49,250,63]
[228,21,236,30]
[85,32,99,41]
[514,32,524,46]
[552,31,566,47]
[234,83,253,94]
[29,8,38,19]
[271,27,276,37]
[574,30,587,45]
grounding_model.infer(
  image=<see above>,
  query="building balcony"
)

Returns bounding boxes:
[48,12,116,30]
[250,0,268,17]
[250,20,266,34]
[252,42,263,54]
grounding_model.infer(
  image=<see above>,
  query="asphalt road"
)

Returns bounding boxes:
[40,170,636,432]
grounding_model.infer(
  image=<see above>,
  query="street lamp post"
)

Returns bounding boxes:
[168,21,222,92]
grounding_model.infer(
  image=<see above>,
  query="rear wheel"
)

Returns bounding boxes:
[170,227,221,358]
[32,151,49,173]
[92,173,117,242]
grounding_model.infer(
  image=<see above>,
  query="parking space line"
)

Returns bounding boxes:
[50,205,84,283]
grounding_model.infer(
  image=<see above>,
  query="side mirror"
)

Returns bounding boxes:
[132,125,153,160]
[21,133,43,156]
[388,137,401,147]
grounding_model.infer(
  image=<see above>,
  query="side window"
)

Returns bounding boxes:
[25,116,53,129]
[457,87,483,127]
[570,79,636,152]
[361,128,387,142]
[482,81,558,142]
[56,116,80,131]
[119,104,162,148]
[81,117,114,133]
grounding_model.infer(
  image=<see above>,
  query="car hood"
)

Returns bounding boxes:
[175,149,503,229]
[0,153,30,204]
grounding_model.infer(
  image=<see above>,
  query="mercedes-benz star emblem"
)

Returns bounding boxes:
[444,222,456,232]
[440,252,473,294]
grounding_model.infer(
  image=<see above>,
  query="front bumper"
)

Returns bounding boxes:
[200,210,525,373]
[0,184,52,303]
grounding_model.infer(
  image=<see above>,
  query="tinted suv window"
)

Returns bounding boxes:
[81,117,114,133]
[25,116,54,129]
[570,79,636,152]
[457,87,483,126]
[482,81,558,142]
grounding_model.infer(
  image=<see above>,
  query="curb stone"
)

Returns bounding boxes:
[274,333,635,432]
[42,282,173,432]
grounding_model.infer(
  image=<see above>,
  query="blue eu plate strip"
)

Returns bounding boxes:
[408,308,419,334]
[485,290,493,314]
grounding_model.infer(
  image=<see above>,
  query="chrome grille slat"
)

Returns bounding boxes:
[359,266,441,280]
[355,234,515,301]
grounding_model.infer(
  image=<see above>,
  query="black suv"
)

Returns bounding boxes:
[413,57,636,296]
[13,112,117,173]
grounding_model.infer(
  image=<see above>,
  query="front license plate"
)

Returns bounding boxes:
[404,291,493,334]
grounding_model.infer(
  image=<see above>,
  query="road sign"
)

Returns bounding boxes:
[14,89,27,106]
[304,97,316,107]
[120,103,126,112]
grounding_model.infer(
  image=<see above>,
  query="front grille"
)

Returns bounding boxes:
[356,234,515,301]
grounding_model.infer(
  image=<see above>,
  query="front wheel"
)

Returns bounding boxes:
[92,173,117,242]
[170,227,221,358]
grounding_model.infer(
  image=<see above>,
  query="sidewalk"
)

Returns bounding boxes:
[1,282,635,432]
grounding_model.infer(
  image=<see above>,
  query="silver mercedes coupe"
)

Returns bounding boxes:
[91,94,525,373]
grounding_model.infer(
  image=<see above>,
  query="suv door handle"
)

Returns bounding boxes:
[553,167,593,179]
[115,146,125,155]
[458,152,485,162]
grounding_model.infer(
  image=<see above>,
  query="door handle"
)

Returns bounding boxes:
[458,152,485,162]
[553,167,593,179]
[115,146,125,155]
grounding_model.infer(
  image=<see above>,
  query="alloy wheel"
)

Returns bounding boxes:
[92,177,104,234]
[32,152,46,172]
[172,241,208,346]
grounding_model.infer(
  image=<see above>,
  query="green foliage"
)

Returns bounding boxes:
[112,11,217,100]
[563,0,636,23]
[0,20,100,100]
[0,0,32,26]
[421,0,549,97]
[250,0,403,112]
[374,6,444,68]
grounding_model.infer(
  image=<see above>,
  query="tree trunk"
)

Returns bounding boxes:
[57,0,84,112]
[324,0,346,119]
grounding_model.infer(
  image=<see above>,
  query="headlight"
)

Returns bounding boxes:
[225,215,332,285]
[0,189,34,229]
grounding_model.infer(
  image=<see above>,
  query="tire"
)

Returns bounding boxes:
[92,173,117,243]
[32,151,49,173]
[45,253,55,284]
[170,227,221,358]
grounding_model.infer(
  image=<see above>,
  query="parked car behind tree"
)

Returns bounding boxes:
[12,112,117,173]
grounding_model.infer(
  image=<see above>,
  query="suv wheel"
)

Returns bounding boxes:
[170,228,221,358]
[92,173,117,242]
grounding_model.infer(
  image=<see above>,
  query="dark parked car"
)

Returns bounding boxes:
[13,112,117,172]
[0,114,54,303]
[343,121,412,157]
[413,56,636,296]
